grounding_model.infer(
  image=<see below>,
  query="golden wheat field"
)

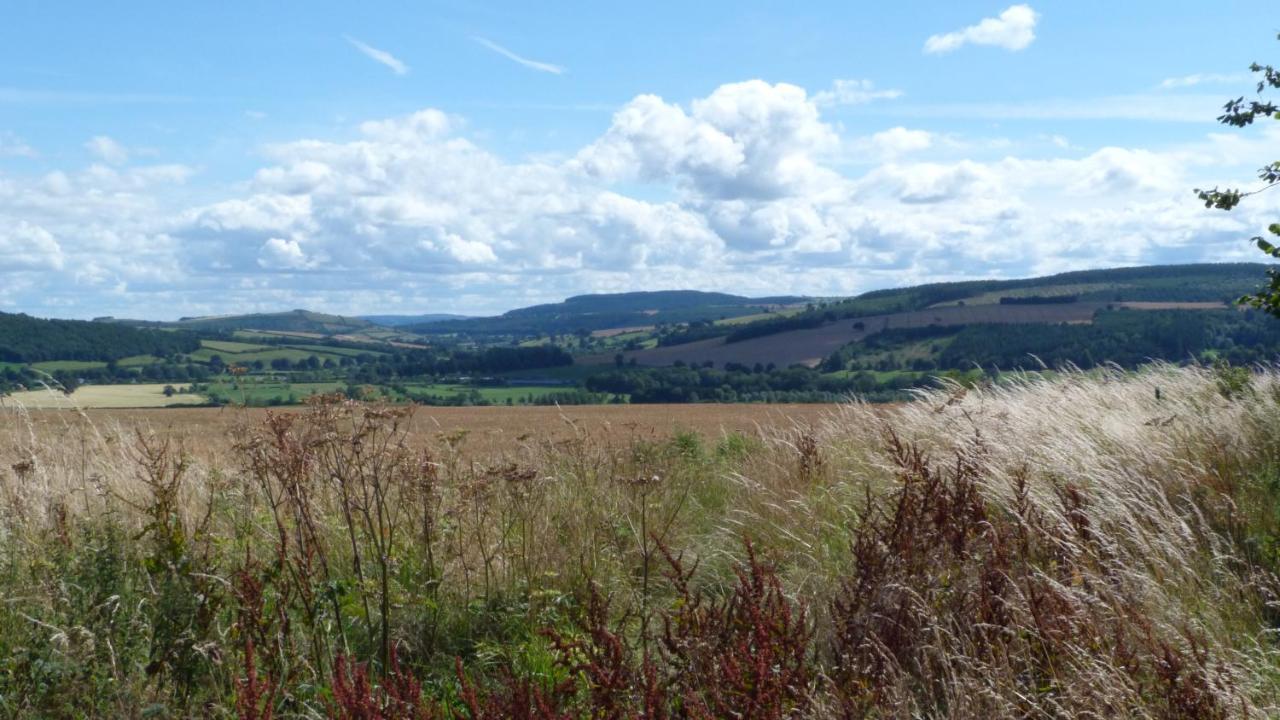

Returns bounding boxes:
[1,402,843,460]
[3,383,206,409]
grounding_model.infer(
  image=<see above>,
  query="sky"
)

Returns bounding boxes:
[1,1,1278,320]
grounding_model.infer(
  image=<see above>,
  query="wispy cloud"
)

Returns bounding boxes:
[1159,72,1249,89]
[813,79,903,107]
[883,93,1221,123]
[85,135,129,164]
[924,4,1038,54]
[0,132,37,158]
[344,36,409,75]
[473,37,564,75]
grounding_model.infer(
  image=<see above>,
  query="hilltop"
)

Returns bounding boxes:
[5,263,1280,408]
[164,309,375,335]
[404,289,809,336]
[591,263,1271,368]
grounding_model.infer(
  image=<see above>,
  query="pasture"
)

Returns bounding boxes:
[3,382,206,409]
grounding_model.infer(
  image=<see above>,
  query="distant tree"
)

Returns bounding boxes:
[1197,35,1280,315]
[162,385,176,397]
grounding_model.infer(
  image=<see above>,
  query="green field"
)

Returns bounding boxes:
[201,379,346,405]
[201,339,272,353]
[191,339,363,366]
[30,360,108,372]
[287,343,386,357]
[713,308,803,325]
[3,383,205,408]
[191,347,346,365]
[117,354,163,367]
[402,383,571,403]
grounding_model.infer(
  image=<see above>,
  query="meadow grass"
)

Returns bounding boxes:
[29,360,107,372]
[0,364,1278,717]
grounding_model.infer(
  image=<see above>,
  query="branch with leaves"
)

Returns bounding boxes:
[1195,37,1280,315]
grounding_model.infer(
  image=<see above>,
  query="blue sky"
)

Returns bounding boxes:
[1,1,1278,319]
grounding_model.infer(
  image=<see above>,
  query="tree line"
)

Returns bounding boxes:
[0,313,200,363]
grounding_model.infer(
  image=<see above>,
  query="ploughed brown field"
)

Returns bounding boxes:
[4,402,844,459]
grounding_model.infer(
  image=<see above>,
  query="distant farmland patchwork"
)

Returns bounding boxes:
[593,302,1126,367]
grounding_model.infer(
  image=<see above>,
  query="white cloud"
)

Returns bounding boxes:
[924,5,1038,54]
[813,79,903,107]
[0,132,36,158]
[0,77,1276,319]
[870,127,933,157]
[1159,73,1250,89]
[258,237,318,270]
[574,80,839,199]
[887,93,1224,123]
[85,135,129,164]
[473,37,564,75]
[0,220,63,270]
[344,36,409,75]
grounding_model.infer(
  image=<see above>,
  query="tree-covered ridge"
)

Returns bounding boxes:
[167,309,374,334]
[0,312,201,363]
[405,290,808,336]
[822,308,1280,374]
[717,263,1267,344]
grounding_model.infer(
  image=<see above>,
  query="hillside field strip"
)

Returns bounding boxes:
[595,299,1239,368]
[596,302,1111,368]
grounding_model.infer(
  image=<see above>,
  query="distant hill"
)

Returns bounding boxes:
[406,290,809,336]
[594,263,1275,368]
[362,314,472,327]
[162,309,375,335]
[0,312,201,363]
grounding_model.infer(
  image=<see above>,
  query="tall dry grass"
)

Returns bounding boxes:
[0,364,1277,717]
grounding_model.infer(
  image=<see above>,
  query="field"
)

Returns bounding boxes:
[30,359,107,372]
[2,367,1279,717]
[10,402,838,459]
[1118,300,1230,310]
[928,282,1121,306]
[597,302,1111,367]
[400,382,588,404]
[200,379,346,406]
[3,382,206,408]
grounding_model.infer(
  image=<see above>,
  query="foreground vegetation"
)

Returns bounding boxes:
[1,365,1279,717]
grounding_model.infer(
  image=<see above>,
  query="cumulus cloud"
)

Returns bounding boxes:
[575,80,840,199]
[473,37,564,75]
[0,220,63,270]
[924,5,1038,54]
[0,77,1276,319]
[344,36,409,75]
[85,135,129,164]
